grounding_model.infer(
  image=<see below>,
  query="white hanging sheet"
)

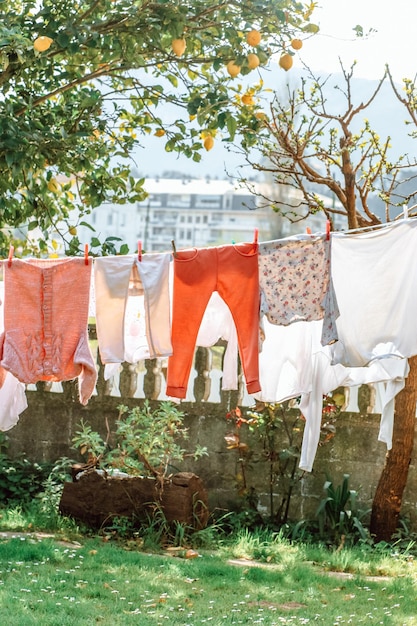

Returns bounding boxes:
[330,218,417,366]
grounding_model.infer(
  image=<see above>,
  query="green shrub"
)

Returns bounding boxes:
[0,435,53,505]
[72,400,208,479]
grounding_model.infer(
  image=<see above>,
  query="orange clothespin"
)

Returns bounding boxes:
[7,245,14,268]
[326,220,331,241]
[306,227,312,235]
[138,240,142,262]
[84,243,89,266]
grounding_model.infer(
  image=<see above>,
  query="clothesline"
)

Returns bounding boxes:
[4,215,416,265]
[2,215,417,474]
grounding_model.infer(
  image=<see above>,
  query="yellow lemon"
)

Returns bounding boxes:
[246,29,262,46]
[34,36,53,52]
[203,136,214,151]
[247,53,260,70]
[171,38,186,57]
[255,111,268,121]
[291,38,303,50]
[226,60,241,78]
[279,53,293,71]
[47,178,59,193]
[69,226,77,236]
[241,93,254,106]
[154,128,165,137]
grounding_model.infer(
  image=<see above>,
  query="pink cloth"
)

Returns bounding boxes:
[0,257,97,405]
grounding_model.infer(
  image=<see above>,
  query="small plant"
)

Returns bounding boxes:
[315,474,370,546]
[0,434,53,505]
[224,402,303,526]
[72,400,208,480]
[224,394,346,529]
[71,421,108,468]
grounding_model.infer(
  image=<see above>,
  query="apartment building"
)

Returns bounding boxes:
[78,177,273,254]
[72,175,347,256]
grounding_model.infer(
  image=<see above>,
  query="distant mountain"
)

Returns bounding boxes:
[127,66,417,212]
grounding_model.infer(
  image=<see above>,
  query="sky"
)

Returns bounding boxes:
[295,0,417,83]
[134,0,417,178]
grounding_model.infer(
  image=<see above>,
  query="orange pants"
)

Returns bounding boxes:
[166,243,261,399]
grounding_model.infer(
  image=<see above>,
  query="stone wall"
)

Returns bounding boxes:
[6,384,417,529]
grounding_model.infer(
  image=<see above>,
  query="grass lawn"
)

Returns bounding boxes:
[0,529,417,625]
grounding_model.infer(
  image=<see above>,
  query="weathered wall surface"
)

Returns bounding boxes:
[6,386,417,529]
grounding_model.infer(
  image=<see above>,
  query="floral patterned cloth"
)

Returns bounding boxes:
[258,235,339,346]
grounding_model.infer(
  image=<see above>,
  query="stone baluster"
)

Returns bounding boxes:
[119,362,138,398]
[144,358,164,399]
[193,347,213,402]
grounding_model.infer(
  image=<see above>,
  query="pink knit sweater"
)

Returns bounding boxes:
[0,257,97,405]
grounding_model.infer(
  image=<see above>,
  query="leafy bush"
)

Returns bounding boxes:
[72,400,208,479]
[0,435,53,505]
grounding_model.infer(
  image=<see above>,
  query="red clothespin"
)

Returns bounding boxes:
[7,245,14,268]
[306,227,312,235]
[138,240,142,262]
[326,220,331,241]
[253,227,259,250]
[84,243,89,266]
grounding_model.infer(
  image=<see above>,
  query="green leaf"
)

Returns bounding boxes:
[56,32,70,48]
[226,115,237,141]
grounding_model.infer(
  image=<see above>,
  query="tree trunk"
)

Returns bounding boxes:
[370,355,417,542]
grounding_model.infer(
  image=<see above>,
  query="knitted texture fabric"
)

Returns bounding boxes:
[0,257,97,405]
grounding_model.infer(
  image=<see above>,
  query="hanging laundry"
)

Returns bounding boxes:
[0,366,28,431]
[0,276,27,430]
[256,318,409,472]
[196,291,239,390]
[0,257,97,405]
[330,218,417,366]
[297,342,408,473]
[94,253,172,380]
[258,234,339,346]
[167,242,261,399]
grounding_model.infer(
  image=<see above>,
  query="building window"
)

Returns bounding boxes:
[195,195,221,207]
[107,213,113,226]
[167,194,191,207]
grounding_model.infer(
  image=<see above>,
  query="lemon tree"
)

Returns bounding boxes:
[0,0,318,255]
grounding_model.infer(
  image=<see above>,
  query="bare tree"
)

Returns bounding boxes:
[240,61,417,541]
